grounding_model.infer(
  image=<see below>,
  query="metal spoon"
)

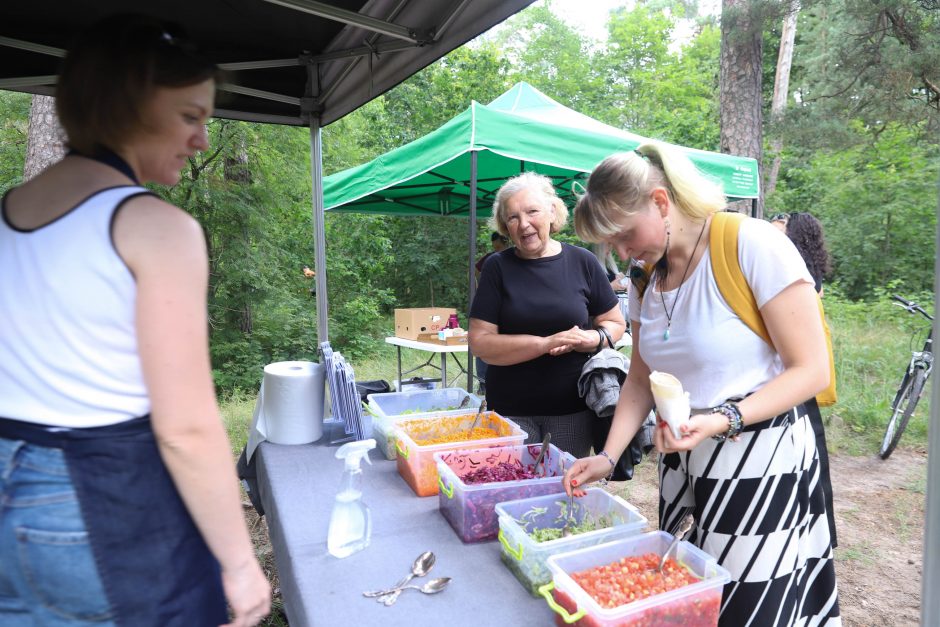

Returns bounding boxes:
[466,398,486,435]
[561,492,575,537]
[362,551,435,597]
[380,578,451,606]
[656,514,694,574]
[532,432,551,477]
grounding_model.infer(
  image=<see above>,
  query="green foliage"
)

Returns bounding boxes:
[495,3,602,113]
[822,291,933,455]
[770,123,938,299]
[163,119,320,391]
[785,0,940,148]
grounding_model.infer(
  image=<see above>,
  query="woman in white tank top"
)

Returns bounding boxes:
[0,14,269,627]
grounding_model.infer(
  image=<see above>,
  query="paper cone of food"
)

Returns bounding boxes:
[649,371,690,439]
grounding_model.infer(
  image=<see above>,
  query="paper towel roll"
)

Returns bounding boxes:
[247,360,325,460]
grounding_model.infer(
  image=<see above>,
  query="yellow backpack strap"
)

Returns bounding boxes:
[815,297,838,406]
[710,211,838,406]
[709,212,771,345]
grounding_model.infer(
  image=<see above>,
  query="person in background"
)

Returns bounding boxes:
[785,212,832,295]
[469,172,626,457]
[564,143,840,625]
[0,15,270,627]
[769,211,789,233]
[475,231,509,280]
[303,264,316,296]
[782,210,838,548]
[594,242,629,293]
[473,231,509,391]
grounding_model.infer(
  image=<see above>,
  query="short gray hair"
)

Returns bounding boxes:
[489,172,569,236]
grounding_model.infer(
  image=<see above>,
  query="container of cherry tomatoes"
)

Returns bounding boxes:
[539,531,730,626]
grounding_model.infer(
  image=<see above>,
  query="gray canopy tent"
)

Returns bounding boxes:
[0,0,536,345]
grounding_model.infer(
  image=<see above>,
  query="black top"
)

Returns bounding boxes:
[470,243,618,415]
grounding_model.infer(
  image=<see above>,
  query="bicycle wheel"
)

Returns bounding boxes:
[879,368,927,459]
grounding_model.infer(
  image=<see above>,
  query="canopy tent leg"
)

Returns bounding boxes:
[923,179,940,626]
[466,150,478,392]
[309,119,329,345]
[303,61,329,347]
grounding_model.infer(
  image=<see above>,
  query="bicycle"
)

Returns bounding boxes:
[879,295,934,459]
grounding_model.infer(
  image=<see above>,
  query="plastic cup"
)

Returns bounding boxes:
[649,371,690,439]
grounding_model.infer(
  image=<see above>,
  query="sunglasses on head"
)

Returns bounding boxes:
[770,213,791,223]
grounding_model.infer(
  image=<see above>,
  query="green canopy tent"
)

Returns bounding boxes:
[323,82,760,386]
[324,82,759,218]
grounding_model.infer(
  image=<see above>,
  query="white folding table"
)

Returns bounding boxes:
[384,336,474,391]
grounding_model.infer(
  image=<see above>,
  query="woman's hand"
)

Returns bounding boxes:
[546,325,598,356]
[563,455,612,497]
[653,412,730,454]
[221,559,272,627]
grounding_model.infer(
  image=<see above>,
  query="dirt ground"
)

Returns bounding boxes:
[247,448,929,626]
[608,449,928,627]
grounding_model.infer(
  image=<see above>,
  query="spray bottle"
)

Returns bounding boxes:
[327,438,376,558]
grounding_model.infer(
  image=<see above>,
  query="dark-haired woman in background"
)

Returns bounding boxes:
[0,14,269,626]
[785,212,832,295]
[779,211,838,548]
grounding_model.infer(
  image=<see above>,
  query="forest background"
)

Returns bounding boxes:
[1,0,937,410]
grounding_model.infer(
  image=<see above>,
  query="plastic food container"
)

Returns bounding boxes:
[540,531,730,626]
[367,388,482,460]
[394,412,524,497]
[434,443,577,542]
[495,488,648,596]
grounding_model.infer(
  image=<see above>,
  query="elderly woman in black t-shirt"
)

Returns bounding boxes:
[469,172,626,457]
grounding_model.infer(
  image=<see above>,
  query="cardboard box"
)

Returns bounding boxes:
[416,332,469,346]
[395,307,456,340]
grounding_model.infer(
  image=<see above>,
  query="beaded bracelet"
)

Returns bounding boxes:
[710,402,744,441]
[598,450,616,483]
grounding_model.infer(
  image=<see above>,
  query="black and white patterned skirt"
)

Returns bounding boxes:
[659,402,841,626]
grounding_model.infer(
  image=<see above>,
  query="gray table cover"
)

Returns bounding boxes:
[256,441,557,626]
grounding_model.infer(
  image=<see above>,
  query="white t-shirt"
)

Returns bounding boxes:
[629,217,813,409]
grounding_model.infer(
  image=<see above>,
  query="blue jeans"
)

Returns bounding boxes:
[0,438,115,626]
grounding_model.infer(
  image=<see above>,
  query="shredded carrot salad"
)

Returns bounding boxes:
[402,413,511,445]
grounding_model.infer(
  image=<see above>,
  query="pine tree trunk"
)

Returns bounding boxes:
[719,0,764,216]
[23,95,66,182]
[765,4,799,200]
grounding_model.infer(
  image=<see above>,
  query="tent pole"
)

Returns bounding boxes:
[308,115,329,345]
[467,150,478,392]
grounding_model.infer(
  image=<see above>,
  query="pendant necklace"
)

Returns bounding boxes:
[660,218,708,341]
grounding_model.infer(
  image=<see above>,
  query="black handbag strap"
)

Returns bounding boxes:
[595,325,615,351]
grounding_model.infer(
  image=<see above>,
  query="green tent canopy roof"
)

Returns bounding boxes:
[323,82,760,216]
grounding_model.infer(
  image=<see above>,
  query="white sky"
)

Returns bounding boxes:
[545,0,623,42]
